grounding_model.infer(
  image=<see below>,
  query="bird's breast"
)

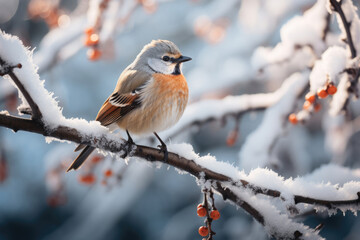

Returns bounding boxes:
[152,73,189,99]
[118,73,189,134]
[148,73,189,130]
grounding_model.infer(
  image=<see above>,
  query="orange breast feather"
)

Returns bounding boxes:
[153,73,188,98]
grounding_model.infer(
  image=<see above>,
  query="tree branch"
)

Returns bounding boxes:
[329,0,357,58]
[0,111,359,218]
[328,0,360,112]
[0,57,42,120]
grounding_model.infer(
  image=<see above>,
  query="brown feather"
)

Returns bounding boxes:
[95,94,141,126]
[93,69,151,126]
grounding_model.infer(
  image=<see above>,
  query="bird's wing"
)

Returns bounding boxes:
[95,94,140,126]
[95,70,151,126]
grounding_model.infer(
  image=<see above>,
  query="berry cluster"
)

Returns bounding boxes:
[317,82,337,99]
[197,190,220,239]
[84,27,101,61]
[288,82,338,125]
[77,155,104,185]
[76,155,126,188]
[83,0,111,61]
[101,168,114,186]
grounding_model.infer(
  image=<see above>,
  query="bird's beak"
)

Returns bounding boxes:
[173,55,192,63]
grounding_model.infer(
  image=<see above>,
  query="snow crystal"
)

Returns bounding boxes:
[224,182,324,240]
[0,110,9,115]
[239,165,360,206]
[169,143,241,180]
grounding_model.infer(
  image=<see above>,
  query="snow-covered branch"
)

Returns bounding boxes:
[323,0,360,115]
[1,111,360,239]
[329,0,357,58]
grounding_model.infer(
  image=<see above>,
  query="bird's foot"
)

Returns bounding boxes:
[121,130,135,158]
[126,130,134,145]
[154,132,168,162]
[157,143,168,162]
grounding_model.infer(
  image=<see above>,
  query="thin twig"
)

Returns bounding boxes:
[329,0,357,58]
[0,57,42,120]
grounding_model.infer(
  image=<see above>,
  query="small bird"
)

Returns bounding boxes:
[67,40,191,172]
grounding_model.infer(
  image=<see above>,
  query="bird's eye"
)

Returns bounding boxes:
[162,56,170,62]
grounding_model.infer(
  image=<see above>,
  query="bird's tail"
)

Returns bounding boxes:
[67,145,95,172]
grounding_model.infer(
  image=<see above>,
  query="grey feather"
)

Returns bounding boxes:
[131,40,182,73]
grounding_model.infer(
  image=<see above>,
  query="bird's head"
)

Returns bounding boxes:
[134,39,191,75]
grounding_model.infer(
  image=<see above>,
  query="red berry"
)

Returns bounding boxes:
[87,48,101,61]
[197,207,207,217]
[91,155,103,163]
[84,33,99,46]
[84,37,91,46]
[104,169,113,177]
[197,203,204,209]
[89,33,99,44]
[78,174,96,185]
[305,93,316,104]
[288,113,298,125]
[327,83,337,95]
[210,209,220,220]
[198,226,209,237]
[85,27,94,35]
[226,129,238,146]
[317,88,328,99]
[314,103,321,112]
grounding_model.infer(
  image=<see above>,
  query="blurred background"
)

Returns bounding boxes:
[1,0,360,239]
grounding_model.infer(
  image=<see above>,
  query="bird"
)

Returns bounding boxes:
[66,39,191,172]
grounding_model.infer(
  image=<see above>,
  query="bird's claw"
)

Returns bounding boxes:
[153,132,168,162]
[121,130,135,158]
[157,143,168,162]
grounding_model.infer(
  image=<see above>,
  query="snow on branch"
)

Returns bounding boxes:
[249,0,360,127]
[325,0,360,114]
[328,0,359,58]
[252,0,329,78]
